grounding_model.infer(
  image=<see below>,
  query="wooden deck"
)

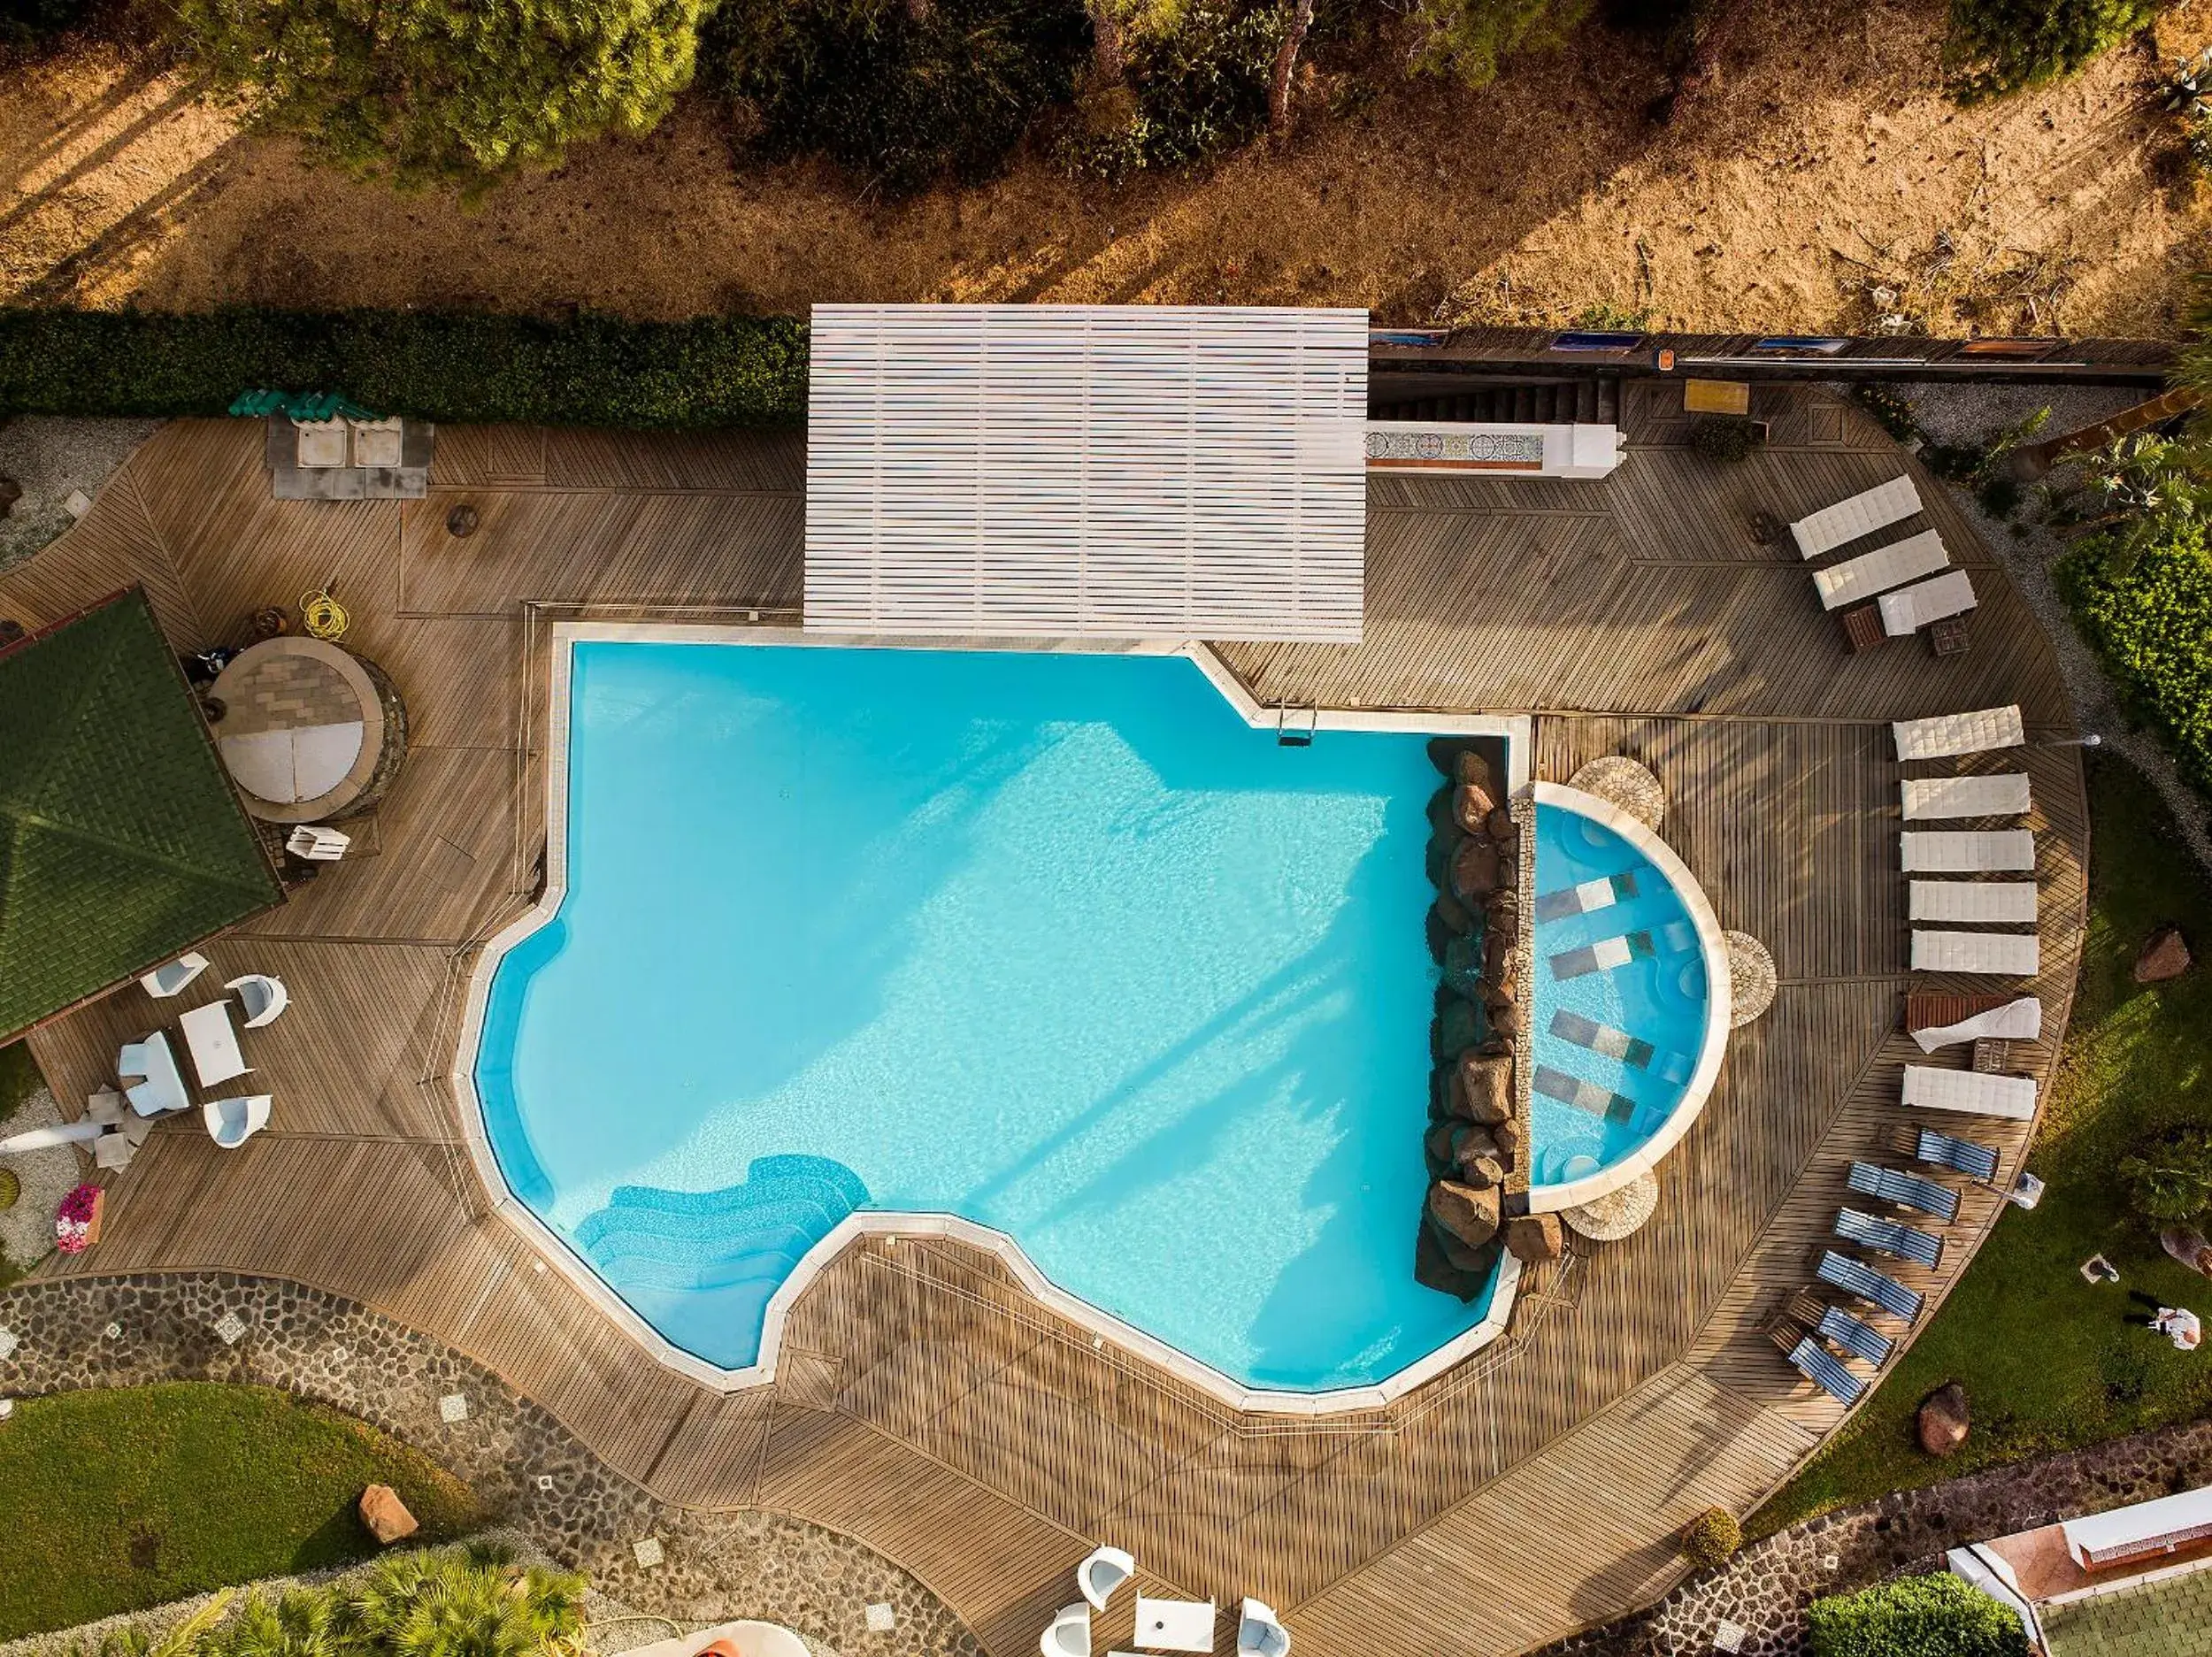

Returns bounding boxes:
[2,382,2087,1657]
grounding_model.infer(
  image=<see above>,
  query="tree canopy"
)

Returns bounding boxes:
[173,0,716,185]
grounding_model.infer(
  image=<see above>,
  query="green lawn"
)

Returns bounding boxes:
[0,1385,481,1638]
[1757,754,2212,1534]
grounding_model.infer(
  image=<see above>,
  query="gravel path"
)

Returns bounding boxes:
[0,1089,79,1277]
[0,417,164,574]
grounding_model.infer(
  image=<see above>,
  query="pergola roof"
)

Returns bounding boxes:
[803,305,1371,642]
[0,589,284,1042]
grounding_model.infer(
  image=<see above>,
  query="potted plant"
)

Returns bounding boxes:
[55,1182,102,1254]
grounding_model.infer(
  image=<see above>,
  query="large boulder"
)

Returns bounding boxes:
[1428,1179,1501,1249]
[1442,932,1486,998]
[1455,748,1495,793]
[1434,997,1483,1061]
[2135,924,2193,985]
[1451,837,1502,901]
[1455,782,1501,835]
[1488,998,1523,1039]
[1459,1153,1507,1191]
[1493,1116,1525,1168]
[1486,807,1517,847]
[1434,891,1476,937]
[1428,1215,1496,1274]
[1917,1384,1970,1456]
[1484,927,1515,981]
[1456,1054,1515,1124]
[1415,1219,1496,1301]
[359,1484,419,1546]
[1505,1213,1564,1263]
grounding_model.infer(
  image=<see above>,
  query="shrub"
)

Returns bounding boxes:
[171,0,716,188]
[1057,0,1282,179]
[1808,1575,2030,1657]
[2119,1124,2212,1222]
[1945,0,2166,101]
[2059,512,2212,791]
[1,0,88,52]
[1851,383,1920,444]
[1690,418,1761,464]
[719,0,1088,195]
[0,309,809,428]
[1409,0,1592,85]
[1681,1506,1742,1568]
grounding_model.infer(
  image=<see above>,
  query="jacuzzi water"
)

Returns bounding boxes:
[474,641,1499,1392]
[1526,802,1714,1189]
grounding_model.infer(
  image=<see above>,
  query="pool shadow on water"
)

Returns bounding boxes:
[1002,823,1483,1388]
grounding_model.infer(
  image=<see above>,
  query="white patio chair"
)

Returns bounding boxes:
[1040,1604,1090,1657]
[287,825,350,862]
[139,952,211,999]
[1901,1063,2038,1120]
[225,973,290,1029]
[1909,994,2042,1055]
[1911,930,2040,976]
[1893,706,2024,761]
[1077,1546,1135,1613]
[1879,569,1978,636]
[1900,774,2032,820]
[1900,830,2036,872]
[1237,1599,1291,1657]
[1790,477,1923,558]
[1909,881,2038,924]
[204,1094,273,1150]
[1812,530,1947,610]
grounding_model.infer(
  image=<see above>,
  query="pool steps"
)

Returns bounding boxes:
[576,1157,867,1296]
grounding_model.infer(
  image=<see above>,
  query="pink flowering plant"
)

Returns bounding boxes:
[55,1183,100,1254]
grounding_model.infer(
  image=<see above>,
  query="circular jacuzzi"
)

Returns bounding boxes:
[1525,781,1732,1212]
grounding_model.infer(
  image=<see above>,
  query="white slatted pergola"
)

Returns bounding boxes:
[803,305,1371,641]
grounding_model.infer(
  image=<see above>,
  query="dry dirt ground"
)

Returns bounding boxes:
[4,0,2211,331]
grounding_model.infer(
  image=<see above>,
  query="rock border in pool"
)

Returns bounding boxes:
[1418,740,1561,1308]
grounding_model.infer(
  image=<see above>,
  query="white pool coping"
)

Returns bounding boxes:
[1523,780,1734,1216]
[449,620,1533,1416]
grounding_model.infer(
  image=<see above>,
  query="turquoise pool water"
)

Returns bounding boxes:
[1527,803,1712,1187]
[475,641,1497,1392]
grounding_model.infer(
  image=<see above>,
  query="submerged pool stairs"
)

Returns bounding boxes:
[572,1156,868,1365]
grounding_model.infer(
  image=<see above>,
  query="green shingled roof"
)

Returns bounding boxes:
[0,590,284,1042]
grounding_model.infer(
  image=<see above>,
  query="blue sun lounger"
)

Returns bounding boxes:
[1789,1336,1867,1404]
[1836,1208,1944,1270]
[1904,1126,2001,1185]
[1816,1302,1893,1366]
[1847,1161,1962,1224]
[1818,1250,1924,1323]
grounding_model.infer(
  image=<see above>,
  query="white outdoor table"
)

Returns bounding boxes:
[1133,1597,1215,1653]
[179,1000,250,1087]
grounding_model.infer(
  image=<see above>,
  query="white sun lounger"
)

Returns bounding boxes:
[1910,993,2042,1054]
[1901,831,2036,872]
[1792,477,1924,559]
[1901,775,2032,820]
[1813,530,1949,610]
[1893,706,2024,761]
[1880,569,1978,636]
[1912,930,2041,975]
[1902,1062,2039,1120]
[1909,880,2039,924]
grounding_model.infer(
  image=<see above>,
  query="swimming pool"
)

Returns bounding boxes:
[470,635,1514,1400]
[1525,784,1729,1208]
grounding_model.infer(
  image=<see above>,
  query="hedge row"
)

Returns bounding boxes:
[0,308,810,427]
[2060,519,2212,794]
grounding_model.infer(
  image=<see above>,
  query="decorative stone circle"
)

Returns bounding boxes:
[1724,932,1778,1027]
[1567,756,1666,832]
[1561,1170,1660,1242]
